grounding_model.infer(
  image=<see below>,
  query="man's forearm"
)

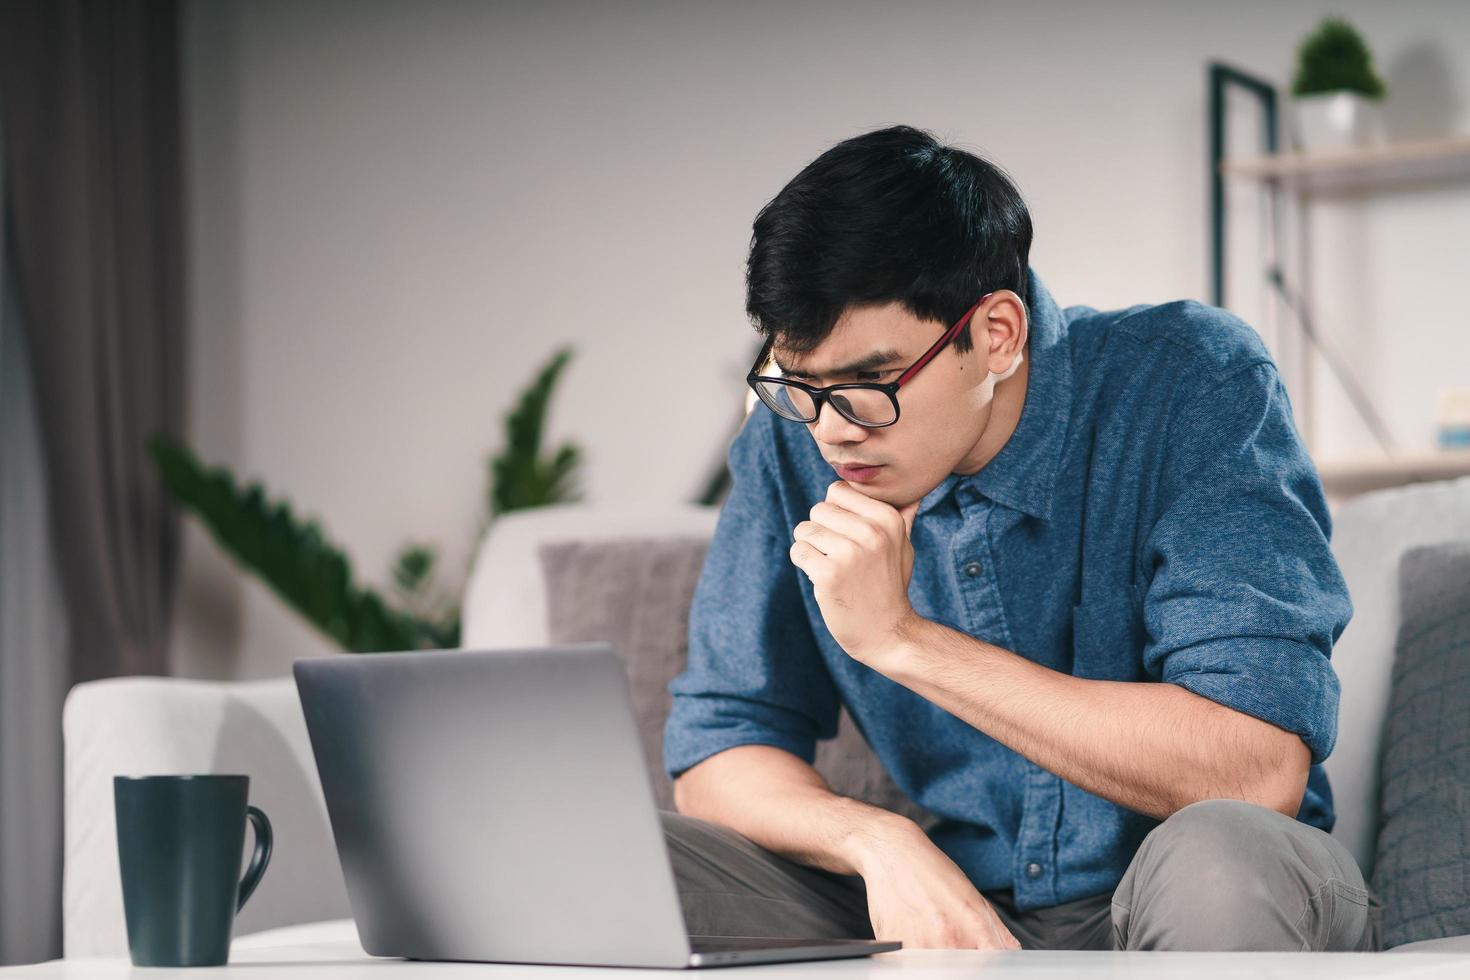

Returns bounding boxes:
[672,743,921,876]
[874,616,1311,821]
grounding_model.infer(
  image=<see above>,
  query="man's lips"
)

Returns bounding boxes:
[832,461,885,483]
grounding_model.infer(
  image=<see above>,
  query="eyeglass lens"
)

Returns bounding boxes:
[752,380,897,426]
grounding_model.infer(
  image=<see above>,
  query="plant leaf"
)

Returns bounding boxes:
[150,436,433,653]
[392,544,437,595]
[489,347,583,517]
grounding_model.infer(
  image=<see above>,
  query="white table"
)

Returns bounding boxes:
[6,920,1467,979]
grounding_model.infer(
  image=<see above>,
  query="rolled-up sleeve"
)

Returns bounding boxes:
[1139,360,1352,764]
[663,410,840,779]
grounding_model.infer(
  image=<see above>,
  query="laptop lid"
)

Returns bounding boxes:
[294,645,693,968]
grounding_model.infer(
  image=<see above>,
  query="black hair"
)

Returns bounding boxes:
[745,124,1032,356]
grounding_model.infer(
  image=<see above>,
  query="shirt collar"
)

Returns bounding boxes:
[918,267,1073,522]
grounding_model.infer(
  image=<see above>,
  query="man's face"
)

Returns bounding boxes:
[770,295,1027,508]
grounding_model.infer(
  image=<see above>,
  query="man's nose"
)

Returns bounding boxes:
[810,401,870,445]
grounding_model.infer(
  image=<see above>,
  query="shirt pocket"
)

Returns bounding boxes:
[1070,581,1148,682]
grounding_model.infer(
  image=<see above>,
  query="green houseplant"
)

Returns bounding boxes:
[152,347,581,652]
[1288,16,1388,151]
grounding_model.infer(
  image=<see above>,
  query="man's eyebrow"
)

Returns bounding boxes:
[773,349,905,378]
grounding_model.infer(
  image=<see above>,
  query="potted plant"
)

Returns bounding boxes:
[1293,14,1381,151]
[1289,15,1388,152]
[150,347,582,652]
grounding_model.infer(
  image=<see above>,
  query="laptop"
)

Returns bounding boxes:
[293,645,901,968]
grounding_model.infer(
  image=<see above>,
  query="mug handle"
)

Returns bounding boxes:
[236,805,274,912]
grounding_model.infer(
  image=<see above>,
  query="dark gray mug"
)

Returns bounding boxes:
[113,774,273,967]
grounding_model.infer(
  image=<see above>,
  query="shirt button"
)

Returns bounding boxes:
[1025,862,1044,879]
[963,561,983,578]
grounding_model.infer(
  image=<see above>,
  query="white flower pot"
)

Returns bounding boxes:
[1290,91,1384,152]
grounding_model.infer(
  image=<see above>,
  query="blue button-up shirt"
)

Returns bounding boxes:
[664,267,1352,911]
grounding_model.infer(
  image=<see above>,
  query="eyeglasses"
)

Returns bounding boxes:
[747,292,993,428]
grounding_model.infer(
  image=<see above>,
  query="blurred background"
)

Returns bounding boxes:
[2,0,1468,966]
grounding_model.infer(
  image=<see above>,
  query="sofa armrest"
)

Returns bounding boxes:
[1325,475,1470,876]
[62,676,350,958]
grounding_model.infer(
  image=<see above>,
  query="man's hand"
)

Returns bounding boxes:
[789,481,921,666]
[852,819,1023,950]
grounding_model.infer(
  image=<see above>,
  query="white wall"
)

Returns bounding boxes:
[174,0,1470,679]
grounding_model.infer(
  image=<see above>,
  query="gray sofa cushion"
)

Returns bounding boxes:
[1371,541,1470,949]
[539,536,932,827]
[1387,933,1470,953]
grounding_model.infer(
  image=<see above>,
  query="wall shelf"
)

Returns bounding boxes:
[1316,449,1470,498]
[1208,66,1470,499]
[1220,133,1470,192]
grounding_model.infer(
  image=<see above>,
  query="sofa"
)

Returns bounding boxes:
[60,479,1470,957]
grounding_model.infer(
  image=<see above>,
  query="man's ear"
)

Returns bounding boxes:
[977,290,1028,378]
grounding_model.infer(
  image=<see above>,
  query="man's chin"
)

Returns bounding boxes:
[845,479,924,510]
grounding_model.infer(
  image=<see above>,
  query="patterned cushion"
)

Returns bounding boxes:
[539,536,932,827]
[1371,541,1470,948]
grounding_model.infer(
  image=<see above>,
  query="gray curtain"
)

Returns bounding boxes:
[0,0,186,684]
[0,0,186,962]
[0,232,70,966]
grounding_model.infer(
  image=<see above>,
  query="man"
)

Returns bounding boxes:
[661,125,1375,952]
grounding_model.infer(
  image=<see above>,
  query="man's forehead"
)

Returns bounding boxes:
[771,304,930,376]
[770,343,905,377]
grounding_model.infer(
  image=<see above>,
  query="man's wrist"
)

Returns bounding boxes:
[864,609,933,677]
[832,799,927,878]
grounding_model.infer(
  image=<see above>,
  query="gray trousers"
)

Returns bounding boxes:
[662,799,1381,951]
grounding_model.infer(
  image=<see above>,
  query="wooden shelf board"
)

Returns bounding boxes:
[1220,134,1470,191]
[1316,449,1470,497]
